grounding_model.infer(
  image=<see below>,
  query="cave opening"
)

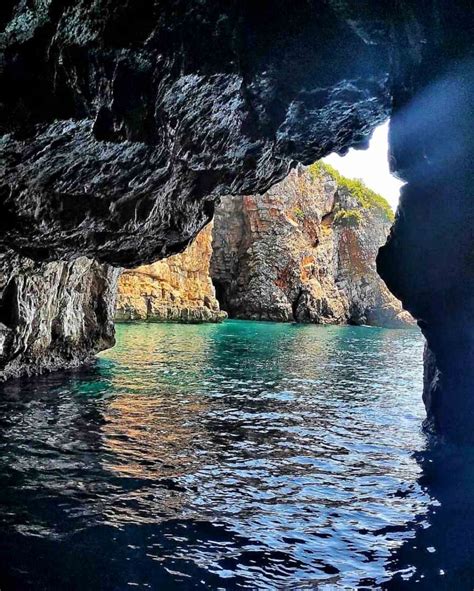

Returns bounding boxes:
[323,121,404,213]
[205,120,413,329]
[1,3,473,588]
[211,277,229,314]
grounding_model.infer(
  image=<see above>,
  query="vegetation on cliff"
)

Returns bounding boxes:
[309,161,395,223]
[211,165,412,328]
[333,208,364,227]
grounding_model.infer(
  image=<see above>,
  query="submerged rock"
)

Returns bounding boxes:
[211,164,413,328]
[116,223,226,323]
[0,252,119,381]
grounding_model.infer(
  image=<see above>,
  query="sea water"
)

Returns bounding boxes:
[1,321,463,589]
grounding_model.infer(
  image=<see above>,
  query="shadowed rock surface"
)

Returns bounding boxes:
[0,252,119,380]
[0,1,403,265]
[1,1,473,439]
[378,58,474,442]
[211,164,413,328]
[116,223,226,323]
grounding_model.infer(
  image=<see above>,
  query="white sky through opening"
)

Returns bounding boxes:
[323,121,403,211]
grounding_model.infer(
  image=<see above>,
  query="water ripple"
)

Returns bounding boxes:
[0,321,428,589]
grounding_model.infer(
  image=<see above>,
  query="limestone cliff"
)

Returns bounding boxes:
[116,223,225,323]
[211,164,413,328]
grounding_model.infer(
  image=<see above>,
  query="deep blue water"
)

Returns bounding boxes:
[0,320,473,590]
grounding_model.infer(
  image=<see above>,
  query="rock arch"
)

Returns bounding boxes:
[1,1,473,440]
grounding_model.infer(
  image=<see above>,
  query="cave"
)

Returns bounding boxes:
[1,2,474,587]
[212,278,230,314]
[2,1,472,442]
[0,278,18,330]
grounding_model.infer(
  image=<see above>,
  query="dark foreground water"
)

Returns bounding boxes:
[1,321,474,590]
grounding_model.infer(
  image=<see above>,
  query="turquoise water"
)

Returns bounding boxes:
[0,320,455,589]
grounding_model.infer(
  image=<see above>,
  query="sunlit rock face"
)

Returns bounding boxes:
[211,164,412,328]
[116,223,226,323]
[0,252,119,380]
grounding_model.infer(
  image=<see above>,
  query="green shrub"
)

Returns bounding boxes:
[308,161,394,223]
[333,209,363,227]
[293,207,305,221]
[307,161,326,181]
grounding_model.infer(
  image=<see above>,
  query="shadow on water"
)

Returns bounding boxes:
[384,441,474,590]
[0,321,472,589]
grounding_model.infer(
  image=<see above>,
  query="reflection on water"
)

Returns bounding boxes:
[0,320,467,589]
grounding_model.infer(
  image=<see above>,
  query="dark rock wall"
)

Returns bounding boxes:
[378,59,474,442]
[0,253,119,381]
